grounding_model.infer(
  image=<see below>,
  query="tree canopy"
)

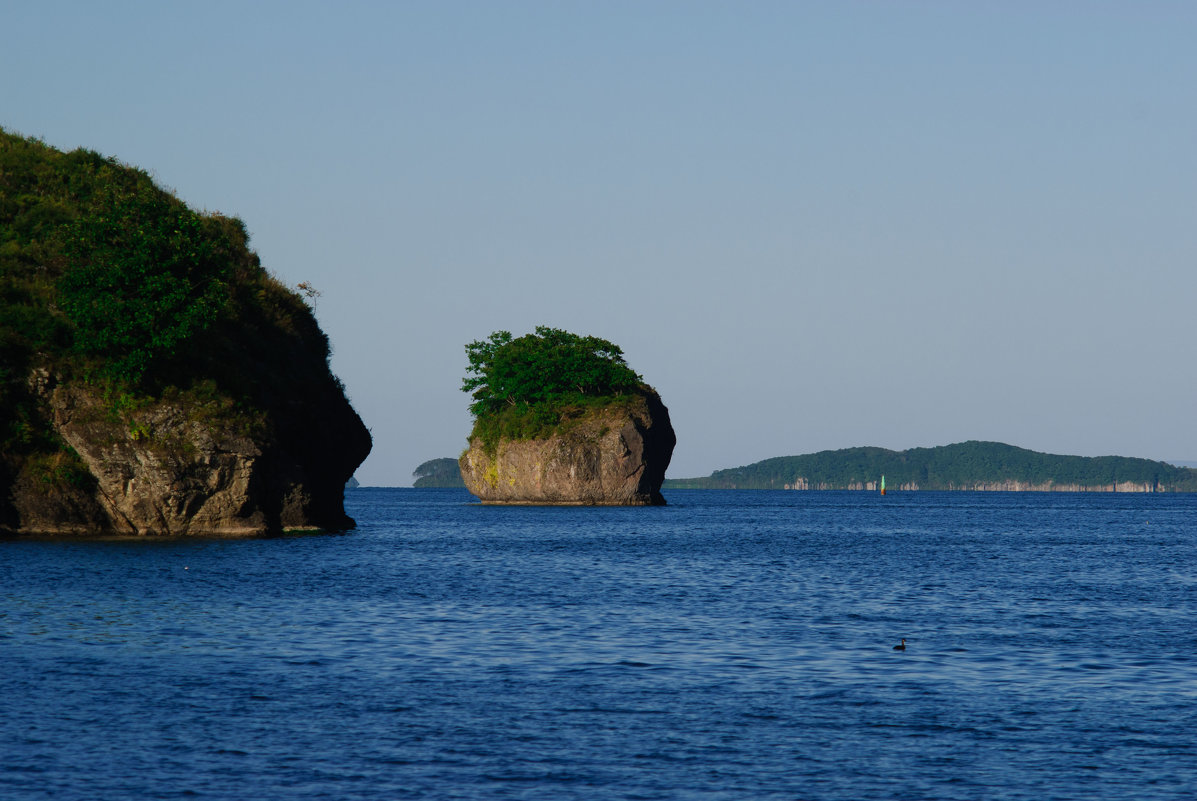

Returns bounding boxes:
[59,181,235,383]
[462,326,643,418]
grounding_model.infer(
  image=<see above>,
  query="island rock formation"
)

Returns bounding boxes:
[459,390,675,505]
[0,128,371,536]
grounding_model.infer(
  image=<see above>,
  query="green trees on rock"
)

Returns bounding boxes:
[1,128,250,389]
[59,182,235,384]
[463,327,643,417]
[462,327,646,448]
[0,128,350,491]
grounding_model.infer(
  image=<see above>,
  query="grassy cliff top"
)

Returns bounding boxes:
[465,387,656,456]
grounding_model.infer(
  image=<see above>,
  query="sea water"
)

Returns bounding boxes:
[2,489,1196,800]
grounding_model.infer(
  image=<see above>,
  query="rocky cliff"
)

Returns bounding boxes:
[0,128,371,536]
[2,321,371,538]
[23,382,365,536]
[459,389,675,505]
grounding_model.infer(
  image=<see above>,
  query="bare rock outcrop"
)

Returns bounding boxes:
[459,390,675,505]
[3,371,370,537]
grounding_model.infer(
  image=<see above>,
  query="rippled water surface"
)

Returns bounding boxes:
[4,489,1197,799]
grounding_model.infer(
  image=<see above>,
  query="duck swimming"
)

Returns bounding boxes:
[893,638,906,651]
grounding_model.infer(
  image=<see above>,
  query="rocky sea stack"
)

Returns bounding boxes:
[457,327,675,505]
[0,129,370,536]
[460,387,675,505]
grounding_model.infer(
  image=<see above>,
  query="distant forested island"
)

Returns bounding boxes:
[663,442,1197,493]
[413,458,466,488]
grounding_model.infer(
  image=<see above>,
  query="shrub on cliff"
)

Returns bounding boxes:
[462,327,646,448]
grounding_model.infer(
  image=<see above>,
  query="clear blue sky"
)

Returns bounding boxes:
[5,2,1195,485]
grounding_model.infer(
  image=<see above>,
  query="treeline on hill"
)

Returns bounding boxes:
[462,326,647,453]
[0,128,340,491]
[664,442,1197,492]
[413,458,465,488]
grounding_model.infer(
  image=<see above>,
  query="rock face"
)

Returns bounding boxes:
[2,375,371,537]
[459,390,675,505]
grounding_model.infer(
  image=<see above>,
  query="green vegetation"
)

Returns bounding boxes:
[412,458,465,488]
[664,441,1197,492]
[463,327,642,415]
[0,127,342,491]
[59,180,235,383]
[462,327,645,452]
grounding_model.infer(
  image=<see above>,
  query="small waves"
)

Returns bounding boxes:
[4,489,1197,800]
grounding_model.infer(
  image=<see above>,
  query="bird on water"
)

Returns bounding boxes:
[893,638,906,651]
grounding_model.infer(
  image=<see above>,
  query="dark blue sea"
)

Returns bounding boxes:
[3,489,1197,800]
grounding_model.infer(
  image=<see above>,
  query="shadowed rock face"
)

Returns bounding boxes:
[459,390,675,506]
[3,369,371,538]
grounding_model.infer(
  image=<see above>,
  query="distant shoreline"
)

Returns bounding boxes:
[662,441,1197,493]
[404,441,1197,493]
[659,485,1190,493]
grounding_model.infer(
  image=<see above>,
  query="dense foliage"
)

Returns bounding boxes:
[59,180,236,383]
[462,327,645,449]
[412,457,465,488]
[463,327,643,417]
[0,127,340,488]
[664,441,1197,491]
